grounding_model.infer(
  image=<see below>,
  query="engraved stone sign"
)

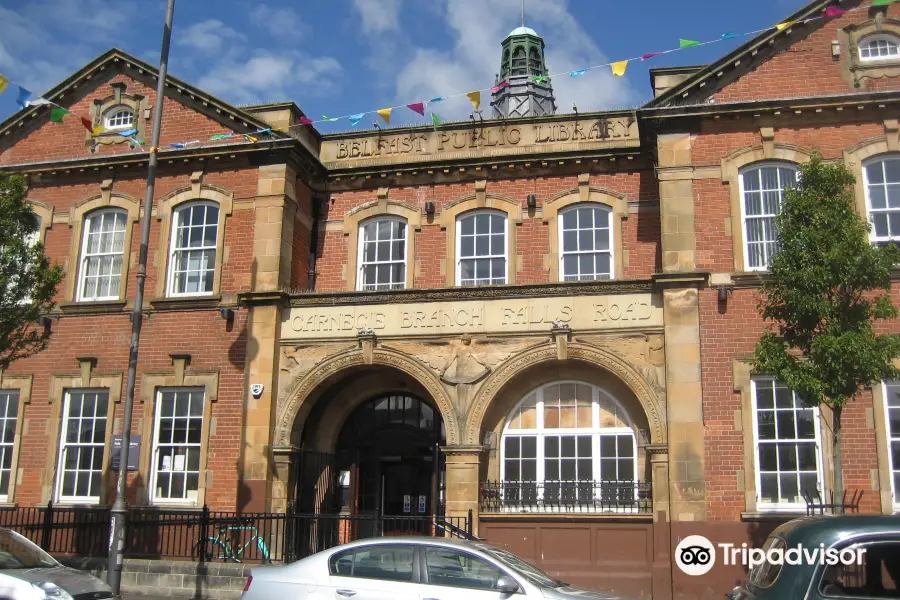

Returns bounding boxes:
[281,293,662,340]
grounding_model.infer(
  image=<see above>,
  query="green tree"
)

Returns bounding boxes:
[752,154,900,506]
[0,173,63,370]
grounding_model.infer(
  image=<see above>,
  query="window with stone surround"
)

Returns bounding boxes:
[55,390,109,504]
[357,217,407,291]
[102,106,134,131]
[751,377,823,510]
[863,156,900,246]
[859,34,900,62]
[167,201,219,297]
[150,388,204,504]
[0,392,18,502]
[76,208,127,302]
[882,381,900,509]
[500,381,638,511]
[739,162,798,271]
[558,204,613,281]
[456,210,507,286]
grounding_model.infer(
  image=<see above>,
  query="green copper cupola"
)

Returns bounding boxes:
[491,25,557,118]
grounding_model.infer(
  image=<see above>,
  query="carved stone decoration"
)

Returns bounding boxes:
[275,347,459,448]
[575,333,667,395]
[279,343,356,400]
[464,342,666,447]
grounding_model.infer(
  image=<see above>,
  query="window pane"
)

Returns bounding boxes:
[424,547,503,590]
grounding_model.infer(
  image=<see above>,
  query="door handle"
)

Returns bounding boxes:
[336,590,357,597]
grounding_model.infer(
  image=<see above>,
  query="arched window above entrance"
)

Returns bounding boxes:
[498,381,640,513]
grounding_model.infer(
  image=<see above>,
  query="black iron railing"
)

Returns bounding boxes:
[0,503,471,564]
[480,480,652,513]
[803,489,864,516]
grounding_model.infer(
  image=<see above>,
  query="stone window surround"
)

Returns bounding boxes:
[844,130,900,243]
[137,357,218,508]
[839,15,900,90]
[64,185,141,304]
[543,177,627,282]
[89,82,147,147]
[24,201,54,246]
[733,358,834,515]
[341,192,421,291]
[869,361,900,515]
[43,359,121,506]
[721,142,814,273]
[0,373,32,505]
[153,178,234,299]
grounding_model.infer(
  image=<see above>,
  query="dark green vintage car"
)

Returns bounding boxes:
[727,515,900,600]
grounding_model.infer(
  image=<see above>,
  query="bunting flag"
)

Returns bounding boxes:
[15,86,31,109]
[491,81,509,93]
[322,115,340,122]
[25,97,52,107]
[429,96,446,102]
[406,102,425,116]
[209,133,232,140]
[0,74,7,94]
[466,91,480,111]
[776,20,796,31]
[641,52,663,61]
[243,134,258,143]
[532,75,549,83]
[116,128,137,137]
[825,6,846,16]
[570,69,587,77]
[349,113,365,126]
[873,0,898,6]
[431,112,441,128]
[92,125,106,136]
[50,108,69,123]
[170,141,199,149]
[300,116,314,125]
[611,60,629,77]
[721,32,739,39]
[80,117,92,132]
[377,107,392,124]
[680,39,701,48]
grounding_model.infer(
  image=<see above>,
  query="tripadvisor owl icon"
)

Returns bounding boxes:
[676,535,716,576]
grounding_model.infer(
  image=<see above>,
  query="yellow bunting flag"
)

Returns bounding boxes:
[611,60,629,77]
[376,108,392,124]
[467,90,481,111]
[776,20,796,31]
[0,74,7,94]
[92,125,107,136]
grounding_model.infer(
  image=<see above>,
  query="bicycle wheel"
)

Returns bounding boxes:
[196,538,227,562]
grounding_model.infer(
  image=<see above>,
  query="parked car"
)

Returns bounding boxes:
[0,528,113,600]
[241,535,629,600]
[727,515,900,600]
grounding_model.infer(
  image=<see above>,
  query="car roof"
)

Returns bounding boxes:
[772,515,900,547]
[324,536,490,552]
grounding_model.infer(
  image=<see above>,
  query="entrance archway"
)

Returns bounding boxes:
[336,394,446,518]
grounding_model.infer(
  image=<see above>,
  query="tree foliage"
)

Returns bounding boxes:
[0,173,63,371]
[751,154,900,501]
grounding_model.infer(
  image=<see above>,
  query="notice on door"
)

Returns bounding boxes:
[418,495,426,514]
[403,495,411,514]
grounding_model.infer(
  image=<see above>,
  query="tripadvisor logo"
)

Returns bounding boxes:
[675,535,866,577]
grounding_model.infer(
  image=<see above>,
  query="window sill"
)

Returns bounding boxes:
[479,511,653,522]
[59,300,127,315]
[149,295,222,311]
[143,503,204,511]
[740,511,807,522]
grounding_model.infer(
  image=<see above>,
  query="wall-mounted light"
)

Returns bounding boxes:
[717,285,733,302]
[425,201,435,216]
[831,40,841,61]
[219,308,235,322]
[527,193,537,209]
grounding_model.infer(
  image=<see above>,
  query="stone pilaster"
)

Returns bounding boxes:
[657,133,696,273]
[271,446,296,514]
[443,445,483,535]
[648,444,673,600]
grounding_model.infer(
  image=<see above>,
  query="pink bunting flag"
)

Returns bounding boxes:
[825,6,845,17]
[491,82,509,93]
[300,116,314,125]
[641,52,663,61]
[406,102,425,116]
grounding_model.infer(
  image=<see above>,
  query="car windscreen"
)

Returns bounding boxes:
[479,545,562,588]
[747,536,786,590]
[0,530,57,569]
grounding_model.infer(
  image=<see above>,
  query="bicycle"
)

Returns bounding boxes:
[196,522,271,564]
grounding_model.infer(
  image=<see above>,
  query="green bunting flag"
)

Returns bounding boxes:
[50,108,69,123]
[431,112,441,128]
[532,75,549,83]
[873,0,898,6]
[679,39,702,48]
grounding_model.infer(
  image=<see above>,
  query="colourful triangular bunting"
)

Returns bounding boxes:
[570,69,587,77]
[611,61,629,77]
[300,116,314,125]
[641,52,662,61]
[466,91,480,111]
[50,108,69,123]
[406,102,425,116]
[209,133,233,141]
[679,39,701,48]
[491,82,509,93]
[776,20,796,31]
[0,74,7,95]
[377,108,392,124]
[431,112,441,128]
[322,115,340,122]
[873,0,898,6]
[825,6,846,16]
[349,113,365,126]
[15,86,31,109]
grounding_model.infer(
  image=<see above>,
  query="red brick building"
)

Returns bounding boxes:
[2,0,900,598]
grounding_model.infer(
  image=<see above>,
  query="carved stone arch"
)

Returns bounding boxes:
[844,134,900,224]
[464,341,666,447]
[438,191,522,287]
[721,142,814,272]
[343,200,423,290]
[543,186,628,281]
[65,191,142,302]
[275,346,460,449]
[154,184,234,298]
[24,199,54,245]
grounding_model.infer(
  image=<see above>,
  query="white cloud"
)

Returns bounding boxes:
[354,0,403,33]
[393,0,640,121]
[250,4,309,39]
[176,19,246,55]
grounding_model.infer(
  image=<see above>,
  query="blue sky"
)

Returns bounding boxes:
[0,0,809,131]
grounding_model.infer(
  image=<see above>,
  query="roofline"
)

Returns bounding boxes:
[644,0,843,108]
[648,65,707,76]
[0,47,279,140]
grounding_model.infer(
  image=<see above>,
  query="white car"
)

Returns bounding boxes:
[241,536,628,600]
[0,572,72,600]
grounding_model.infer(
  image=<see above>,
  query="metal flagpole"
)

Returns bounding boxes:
[107,0,176,593]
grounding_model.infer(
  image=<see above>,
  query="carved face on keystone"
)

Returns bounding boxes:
[460,334,472,345]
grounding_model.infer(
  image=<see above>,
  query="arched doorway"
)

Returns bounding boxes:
[336,394,446,519]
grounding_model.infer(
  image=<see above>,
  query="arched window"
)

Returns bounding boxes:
[511,47,527,76]
[559,204,613,281]
[456,210,507,286]
[859,34,900,62]
[863,155,900,245]
[500,382,638,512]
[77,208,127,302]
[357,217,407,291]
[167,201,219,296]
[528,47,542,73]
[103,106,134,130]
[739,162,798,270]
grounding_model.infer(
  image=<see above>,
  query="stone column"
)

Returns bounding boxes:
[657,133,696,273]
[271,446,296,514]
[443,446,484,535]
